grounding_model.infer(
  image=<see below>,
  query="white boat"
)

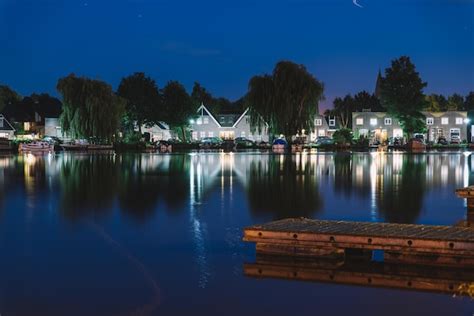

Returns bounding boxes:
[19,141,54,152]
[61,139,89,151]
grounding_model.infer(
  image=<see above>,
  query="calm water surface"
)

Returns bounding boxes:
[0,151,473,315]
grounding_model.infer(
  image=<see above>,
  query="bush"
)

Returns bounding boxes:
[333,128,352,145]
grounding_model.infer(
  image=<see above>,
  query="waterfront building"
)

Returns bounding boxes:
[189,104,270,142]
[140,122,174,142]
[352,111,469,143]
[0,114,15,140]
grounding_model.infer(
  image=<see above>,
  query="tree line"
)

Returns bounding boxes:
[1,56,473,142]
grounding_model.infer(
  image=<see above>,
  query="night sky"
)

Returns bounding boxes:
[1,0,473,110]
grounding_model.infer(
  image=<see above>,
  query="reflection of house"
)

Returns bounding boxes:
[0,114,15,139]
[352,111,469,143]
[189,104,269,142]
[141,122,174,142]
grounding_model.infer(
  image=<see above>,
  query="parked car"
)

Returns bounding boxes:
[450,136,461,144]
[315,136,334,146]
[388,137,403,146]
[199,137,223,149]
[414,133,425,144]
[42,136,63,145]
[437,136,448,145]
[235,137,255,148]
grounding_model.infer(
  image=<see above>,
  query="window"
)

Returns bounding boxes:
[196,118,202,125]
[192,132,198,140]
[203,117,209,124]
[441,117,449,125]
[241,131,246,137]
[315,119,322,126]
[208,131,214,137]
[384,118,392,125]
[370,118,377,126]
[426,117,434,125]
[456,117,463,125]
[200,131,206,138]
[318,129,326,137]
[355,118,364,125]
[329,118,336,126]
[359,129,368,137]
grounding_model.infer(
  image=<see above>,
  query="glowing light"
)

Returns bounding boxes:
[189,119,195,124]
[464,118,471,124]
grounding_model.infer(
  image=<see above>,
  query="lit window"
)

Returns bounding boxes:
[192,132,198,140]
[315,119,322,126]
[384,118,392,125]
[203,117,209,124]
[241,131,246,137]
[356,118,363,125]
[441,117,449,125]
[426,117,434,125]
[370,118,377,126]
[456,117,463,125]
[208,131,213,137]
[197,118,202,125]
[200,131,206,138]
[318,129,325,136]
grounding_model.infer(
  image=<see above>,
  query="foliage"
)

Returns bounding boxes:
[447,93,464,111]
[354,91,383,111]
[0,85,21,112]
[246,60,324,141]
[57,74,126,141]
[191,82,233,114]
[465,91,474,111]
[425,94,447,112]
[379,56,427,135]
[117,72,162,132]
[332,128,352,145]
[162,81,194,142]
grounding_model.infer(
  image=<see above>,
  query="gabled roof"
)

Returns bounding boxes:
[196,104,222,127]
[0,114,16,131]
[232,108,250,128]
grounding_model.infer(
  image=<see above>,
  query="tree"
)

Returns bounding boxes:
[57,74,125,142]
[447,93,464,111]
[332,95,354,128]
[246,61,324,142]
[379,56,427,136]
[191,82,213,108]
[425,94,446,112]
[117,72,162,134]
[0,85,21,112]
[465,92,474,111]
[353,91,383,112]
[162,81,194,142]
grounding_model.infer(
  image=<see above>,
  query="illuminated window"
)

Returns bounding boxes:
[426,117,434,125]
[456,117,463,125]
[441,117,449,125]
[384,118,392,125]
[370,118,377,126]
[203,117,209,124]
[192,132,198,140]
[241,131,246,137]
[315,119,322,126]
[196,118,202,125]
[208,131,214,137]
[356,118,363,125]
[200,131,206,138]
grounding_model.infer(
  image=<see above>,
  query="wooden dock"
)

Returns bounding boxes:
[243,218,474,267]
[244,255,474,296]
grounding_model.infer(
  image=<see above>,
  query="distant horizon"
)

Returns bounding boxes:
[1,0,473,111]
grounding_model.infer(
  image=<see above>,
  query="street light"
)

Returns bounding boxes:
[464,118,471,124]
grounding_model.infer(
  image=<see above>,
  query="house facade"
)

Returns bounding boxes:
[0,115,15,140]
[352,111,469,143]
[141,122,174,142]
[189,105,269,142]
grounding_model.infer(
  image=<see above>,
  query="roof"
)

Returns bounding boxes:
[0,114,15,131]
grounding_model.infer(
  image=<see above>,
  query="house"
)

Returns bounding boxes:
[3,95,62,138]
[352,111,469,143]
[141,122,174,142]
[0,114,15,140]
[189,104,269,142]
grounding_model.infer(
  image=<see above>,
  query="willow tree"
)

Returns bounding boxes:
[246,61,324,142]
[162,81,194,142]
[57,74,125,142]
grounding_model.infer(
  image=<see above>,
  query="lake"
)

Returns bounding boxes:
[0,151,473,315]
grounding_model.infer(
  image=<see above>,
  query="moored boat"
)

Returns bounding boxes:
[272,138,287,152]
[406,138,426,151]
[61,139,89,151]
[87,144,114,150]
[19,141,54,152]
[0,138,12,151]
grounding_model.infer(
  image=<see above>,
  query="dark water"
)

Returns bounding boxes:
[0,151,473,315]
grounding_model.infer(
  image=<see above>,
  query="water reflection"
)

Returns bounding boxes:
[0,151,472,224]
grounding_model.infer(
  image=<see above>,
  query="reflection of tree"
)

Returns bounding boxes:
[59,155,120,219]
[378,156,426,223]
[333,153,352,197]
[247,155,322,219]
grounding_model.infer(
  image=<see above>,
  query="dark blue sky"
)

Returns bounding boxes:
[1,0,473,110]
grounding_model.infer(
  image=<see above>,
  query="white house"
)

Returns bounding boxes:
[0,114,15,140]
[140,122,174,142]
[189,104,269,142]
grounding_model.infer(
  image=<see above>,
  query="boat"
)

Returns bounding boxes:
[157,140,172,152]
[0,138,12,151]
[19,141,54,152]
[272,138,287,152]
[291,144,304,152]
[406,138,426,151]
[87,144,114,150]
[61,139,89,151]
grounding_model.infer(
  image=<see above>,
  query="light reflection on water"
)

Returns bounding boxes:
[0,151,473,315]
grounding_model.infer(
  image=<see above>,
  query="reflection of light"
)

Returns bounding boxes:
[463,152,471,157]
[25,153,36,166]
